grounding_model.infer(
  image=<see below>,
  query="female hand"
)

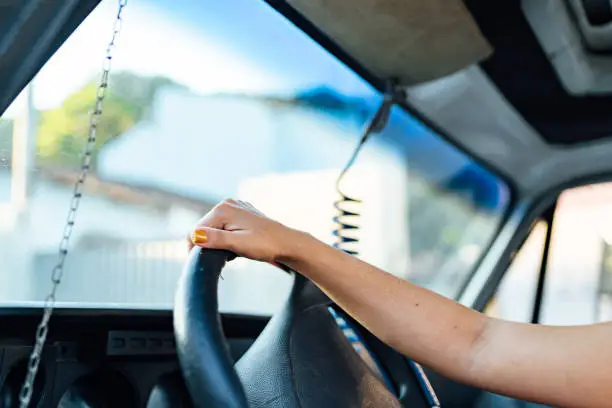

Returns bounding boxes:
[187,199,300,263]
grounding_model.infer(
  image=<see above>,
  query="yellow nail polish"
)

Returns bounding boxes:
[192,229,207,244]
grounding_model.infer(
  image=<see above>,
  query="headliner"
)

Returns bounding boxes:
[465,0,612,146]
[405,0,612,197]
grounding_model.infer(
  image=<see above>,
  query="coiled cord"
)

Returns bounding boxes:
[332,80,404,255]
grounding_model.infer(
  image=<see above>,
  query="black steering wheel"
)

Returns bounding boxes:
[173,249,247,407]
[173,248,425,408]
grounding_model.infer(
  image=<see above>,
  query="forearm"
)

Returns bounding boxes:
[280,231,490,383]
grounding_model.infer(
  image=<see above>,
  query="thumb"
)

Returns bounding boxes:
[191,227,235,251]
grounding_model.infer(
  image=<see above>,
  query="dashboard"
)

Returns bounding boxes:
[0,309,245,407]
[0,308,435,407]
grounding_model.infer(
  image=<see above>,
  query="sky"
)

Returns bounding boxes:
[7,0,374,115]
[1,0,508,211]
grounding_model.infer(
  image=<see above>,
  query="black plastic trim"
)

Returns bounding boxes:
[581,0,612,26]
[0,0,101,118]
[530,203,556,324]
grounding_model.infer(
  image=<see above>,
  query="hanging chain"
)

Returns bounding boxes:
[18,1,128,406]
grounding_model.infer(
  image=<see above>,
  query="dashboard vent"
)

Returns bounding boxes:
[106,331,176,356]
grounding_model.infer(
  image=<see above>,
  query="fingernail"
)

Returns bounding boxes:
[192,229,207,245]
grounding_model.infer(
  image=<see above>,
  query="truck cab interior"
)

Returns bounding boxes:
[0,0,612,407]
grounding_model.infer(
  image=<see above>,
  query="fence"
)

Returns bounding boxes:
[33,240,187,307]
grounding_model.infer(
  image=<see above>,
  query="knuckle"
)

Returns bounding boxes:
[216,200,236,213]
[211,204,229,219]
[210,205,223,216]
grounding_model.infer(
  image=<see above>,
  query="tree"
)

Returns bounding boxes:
[36,71,186,168]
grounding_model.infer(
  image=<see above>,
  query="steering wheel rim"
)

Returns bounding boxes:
[173,248,248,408]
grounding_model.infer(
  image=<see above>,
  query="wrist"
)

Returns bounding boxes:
[274,227,316,266]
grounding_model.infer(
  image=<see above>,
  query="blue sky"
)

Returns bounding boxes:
[150,0,374,95]
[11,0,374,113]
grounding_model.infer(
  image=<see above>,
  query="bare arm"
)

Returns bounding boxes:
[282,233,612,408]
[191,199,612,408]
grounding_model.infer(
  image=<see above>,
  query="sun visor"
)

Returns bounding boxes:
[286,0,493,85]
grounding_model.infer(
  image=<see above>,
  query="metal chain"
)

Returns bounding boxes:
[18,1,128,406]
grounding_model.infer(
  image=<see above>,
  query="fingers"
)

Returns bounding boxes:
[235,199,266,218]
[195,198,241,230]
[186,198,265,254]
[191,227,234,251]
[186,200,237,252]
[186,232,195,251]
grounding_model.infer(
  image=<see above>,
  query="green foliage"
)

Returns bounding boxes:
[36,71,185,168]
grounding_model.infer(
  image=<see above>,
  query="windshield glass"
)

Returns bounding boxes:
[0,0,510,314]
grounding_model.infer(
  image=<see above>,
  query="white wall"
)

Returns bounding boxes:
[97,88,367,201]
[0,170,194,305]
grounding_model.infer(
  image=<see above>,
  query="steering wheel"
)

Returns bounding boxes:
[173,248,409,408]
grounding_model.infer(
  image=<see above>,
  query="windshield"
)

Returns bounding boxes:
[0,0,510,314]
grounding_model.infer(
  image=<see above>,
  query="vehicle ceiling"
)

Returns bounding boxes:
[470,0,612,146]
[1,0,612,197]
[404,0,612,197]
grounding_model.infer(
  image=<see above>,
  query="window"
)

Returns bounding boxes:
[539,184,612,325]
[484,182,612,326]
[485,221,548,323]
[0,0,509,315]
